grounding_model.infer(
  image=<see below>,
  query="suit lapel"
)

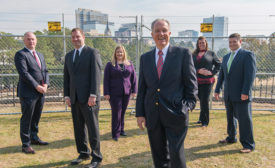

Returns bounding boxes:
[228,49,242,74]
[73,46,86,71]
[25,48,41,70]
[159,46,174,81]
[149,48,159,81]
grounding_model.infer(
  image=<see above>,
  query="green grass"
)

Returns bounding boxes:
[0,108,274,168]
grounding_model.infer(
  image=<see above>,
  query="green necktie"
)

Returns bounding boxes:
[227,51,235,73]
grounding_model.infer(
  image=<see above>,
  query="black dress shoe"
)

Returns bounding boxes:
[196,120,202,124]
[219,139,237,144]
[22,146,35,154]
[120,132,127,136]
[71,155,90,165]
[85,161,101,168]
[31,139,49,145]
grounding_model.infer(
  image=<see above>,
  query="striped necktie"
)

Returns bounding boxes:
[157,50,164,79]
[32,51,41,69]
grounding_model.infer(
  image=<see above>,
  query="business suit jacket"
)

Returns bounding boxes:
[64,46,102,104]
[103,61,137,96]
[215,48,256,102]
[136,45,198,130]
[14,47,49,98]
[193,50,221,79]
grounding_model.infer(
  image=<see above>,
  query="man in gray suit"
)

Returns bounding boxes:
[215,33,256,153]
[136,19,198,168]
[14,32,49,154]
[64,28,102,168]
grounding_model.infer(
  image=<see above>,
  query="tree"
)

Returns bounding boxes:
[91,37,117,67]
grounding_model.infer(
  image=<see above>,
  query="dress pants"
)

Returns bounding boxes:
[109,94,130,138]
[225,99,255,150]
[198,84,213,126]
[20,95,44,147]
[71,97,102,162]
[147,103,188,168]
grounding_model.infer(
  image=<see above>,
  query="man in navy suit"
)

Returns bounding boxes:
[215,33,256,153]
[14,32,49,154]
[136,19,198,168]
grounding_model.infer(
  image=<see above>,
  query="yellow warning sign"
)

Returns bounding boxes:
[200,23,213,32]
[48,22,61,32]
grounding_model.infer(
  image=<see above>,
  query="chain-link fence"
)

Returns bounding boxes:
[1,14,275,114]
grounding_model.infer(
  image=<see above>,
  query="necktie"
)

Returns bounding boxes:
[32,51,41,69]
[227,51,235,73]
[74,50,80,66]
[157,50,164,79]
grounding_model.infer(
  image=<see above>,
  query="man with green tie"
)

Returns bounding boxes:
[215,33,256,153]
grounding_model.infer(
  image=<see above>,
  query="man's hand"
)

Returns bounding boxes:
[65,97,71,107]
[36,85,46,94]
[104,95,110,100]
[214,93,220,100]
[241,94,249,101]
[88,96,96,107]
[42,84,48,93]
[137,117,146,130]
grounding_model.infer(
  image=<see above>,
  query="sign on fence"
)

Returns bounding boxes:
[48,22,61,32]
[200,23,213,32]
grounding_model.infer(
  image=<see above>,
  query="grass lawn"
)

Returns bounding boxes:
[0,108,274,168]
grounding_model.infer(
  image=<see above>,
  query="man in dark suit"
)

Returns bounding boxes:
[215,33,256,153]
[64,28,102,168]
[136,19,198,168]
[14,32,49,154]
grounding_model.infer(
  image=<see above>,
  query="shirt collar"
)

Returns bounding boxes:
[156,43,169,56]
[25,47,35,54]
[75,45,85,55]
[232,47,241,54]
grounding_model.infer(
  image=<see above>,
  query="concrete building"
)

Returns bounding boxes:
[178,30,199,42]
[202,16,229,51]
[75,8,114,36]
[202,16,228,37]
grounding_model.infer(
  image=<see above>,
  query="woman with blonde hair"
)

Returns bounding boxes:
[103,45,137,141]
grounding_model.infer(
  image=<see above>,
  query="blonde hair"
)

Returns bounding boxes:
[111,45,130,66]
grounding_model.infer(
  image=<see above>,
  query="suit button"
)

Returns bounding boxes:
[157,89,160,92]
[155,102,159,106]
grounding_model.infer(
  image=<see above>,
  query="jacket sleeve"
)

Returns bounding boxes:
[90,49,102,97]
[14,51,39,89]
[215,59,225,93]
[182,49,198,111]
[40,53,50,85]
[135,55,146,117]
[242,51,256,95]
[103,62,111,96]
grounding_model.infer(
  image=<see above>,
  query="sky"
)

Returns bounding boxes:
[1,0,275,36]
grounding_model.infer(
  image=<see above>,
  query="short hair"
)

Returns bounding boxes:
[151,18,170,31]
[71,28,84,36]
[24,32,36,38]
[229,33,241,41]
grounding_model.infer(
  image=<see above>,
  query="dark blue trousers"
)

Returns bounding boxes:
[109,94,130,138]
[225,99,255,150]
[20,95,44,147]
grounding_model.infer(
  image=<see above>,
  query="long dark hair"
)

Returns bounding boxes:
[193,36,208,55]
